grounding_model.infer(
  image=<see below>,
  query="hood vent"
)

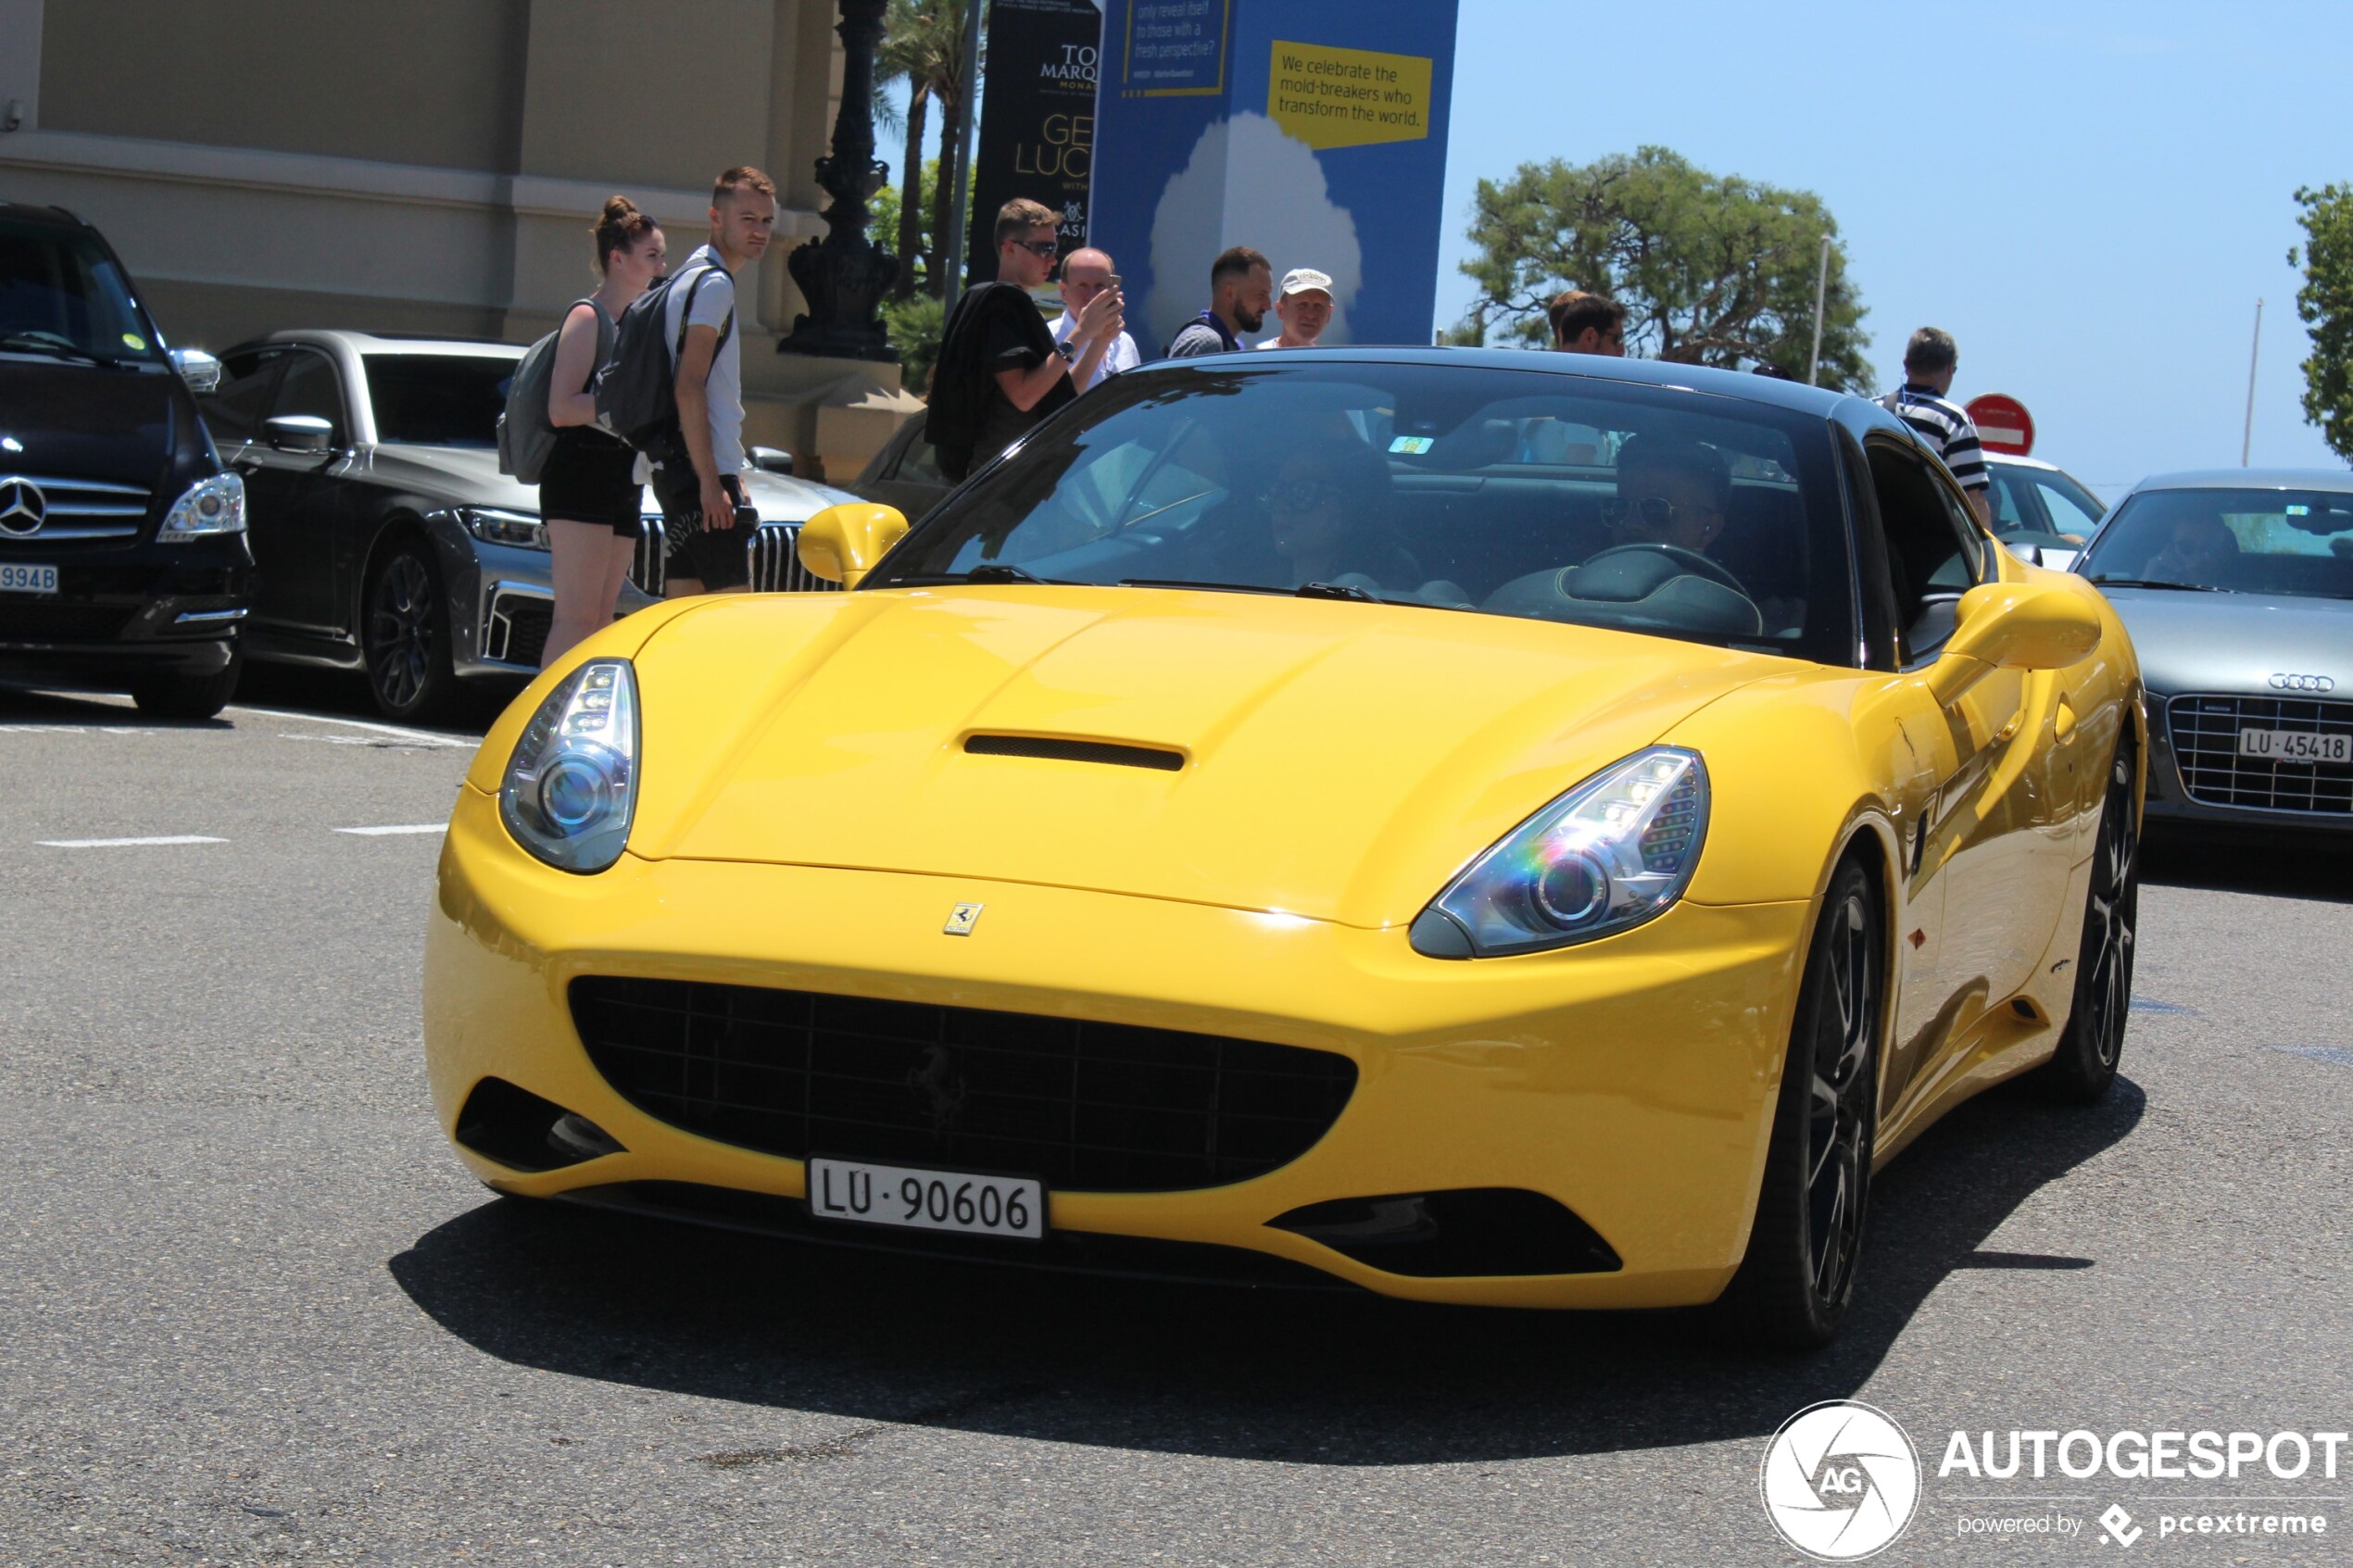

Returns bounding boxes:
[963,734,1185,771]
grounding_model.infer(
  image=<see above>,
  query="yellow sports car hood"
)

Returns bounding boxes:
[623,586,1776,930]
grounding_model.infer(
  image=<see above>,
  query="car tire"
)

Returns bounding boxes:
[1720,857,1882,1349]
[364,539,457,724]
[2029,735,2139,1103]
[131,647,243,721]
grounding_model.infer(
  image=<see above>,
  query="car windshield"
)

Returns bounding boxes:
[1988,461,2104,539]
[0,218,165,367]
[2081,487,2353,599]
[364,354,514,446]
[874,360,1855,662]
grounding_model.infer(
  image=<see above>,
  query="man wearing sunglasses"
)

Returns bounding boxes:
[926,198,1124,481]
[1601,433,1731,557]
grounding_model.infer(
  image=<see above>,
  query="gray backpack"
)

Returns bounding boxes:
[497,298,612,483]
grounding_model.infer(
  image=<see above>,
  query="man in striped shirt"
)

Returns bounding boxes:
[1883,327,1992,523]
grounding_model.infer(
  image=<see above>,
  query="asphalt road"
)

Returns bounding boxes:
[2,677,2348,1567]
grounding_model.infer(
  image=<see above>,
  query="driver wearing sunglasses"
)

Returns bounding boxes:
[1600,434,1732,558]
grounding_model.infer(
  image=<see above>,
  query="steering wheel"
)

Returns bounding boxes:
[1579,543,1752,598]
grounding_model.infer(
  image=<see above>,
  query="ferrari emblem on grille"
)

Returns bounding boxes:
[944,902,984,935]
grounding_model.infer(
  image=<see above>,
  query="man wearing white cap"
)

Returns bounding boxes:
[1258,268,1334,350]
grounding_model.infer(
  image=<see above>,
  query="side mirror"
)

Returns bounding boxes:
[797,502,909,588]
[1925,581,2103,706]
[263,414,334,455]
[169,346,222,395]
[749,445,796,476]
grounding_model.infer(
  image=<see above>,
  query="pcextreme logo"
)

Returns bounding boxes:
[1760,1400,1922,1561]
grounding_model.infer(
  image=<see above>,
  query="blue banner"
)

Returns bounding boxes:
[1089,0,1459,355]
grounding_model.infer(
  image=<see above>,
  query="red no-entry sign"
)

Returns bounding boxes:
[1965,394,2035,456]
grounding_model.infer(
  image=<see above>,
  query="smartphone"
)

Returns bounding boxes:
[1107,274,1122,291]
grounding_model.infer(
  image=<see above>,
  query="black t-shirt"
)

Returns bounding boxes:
[925,282,1073,480]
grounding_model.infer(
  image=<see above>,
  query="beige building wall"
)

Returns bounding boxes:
[0,0,912,477]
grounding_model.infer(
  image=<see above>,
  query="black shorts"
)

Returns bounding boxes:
[650,461,750,591]
[538,431,644,535]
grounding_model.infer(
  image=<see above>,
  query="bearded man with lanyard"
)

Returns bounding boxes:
[1164,245,1273,358]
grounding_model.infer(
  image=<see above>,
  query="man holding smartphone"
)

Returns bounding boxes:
[1049,247,1139,394]
[653,166,774,596]
[927,199,1124,481]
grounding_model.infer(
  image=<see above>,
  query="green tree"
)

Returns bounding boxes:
[873,157,940,296]
[2290,183,2353,464]
[882,292,946,395]
[1454,145,1870,390]
[880,0,976,303]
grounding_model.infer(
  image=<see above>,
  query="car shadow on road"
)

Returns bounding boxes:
[2142,829,2353,907]
[387,1076,2143,1465]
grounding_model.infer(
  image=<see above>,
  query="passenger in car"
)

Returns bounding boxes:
[2143,512,2240,584]
[1260,437,1421,590]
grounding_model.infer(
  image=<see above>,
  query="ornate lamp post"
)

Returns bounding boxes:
[780,0,900,361]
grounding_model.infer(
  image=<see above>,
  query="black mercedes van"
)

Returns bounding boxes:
[0,203,254,718]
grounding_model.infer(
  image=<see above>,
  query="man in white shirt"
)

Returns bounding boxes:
[653,166,774,596]
[1046,247,1138,393]
[1257,268,1334,350]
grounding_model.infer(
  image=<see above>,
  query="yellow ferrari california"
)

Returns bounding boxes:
[424,352,2144,1346]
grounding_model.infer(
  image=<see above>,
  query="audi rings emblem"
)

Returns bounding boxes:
[0,477,45,537]
[2268,672,2336,694]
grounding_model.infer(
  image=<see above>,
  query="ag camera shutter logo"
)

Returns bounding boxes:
[1760,1400,1921,1560]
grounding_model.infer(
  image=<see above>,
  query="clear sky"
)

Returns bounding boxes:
[1432,0,2352,495]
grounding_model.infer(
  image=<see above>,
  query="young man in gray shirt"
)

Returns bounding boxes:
[653,166,775,596]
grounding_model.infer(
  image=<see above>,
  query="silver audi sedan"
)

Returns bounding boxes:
[2077,470,2353,833]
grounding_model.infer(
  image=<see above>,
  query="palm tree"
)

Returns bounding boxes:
[880,0,970,301]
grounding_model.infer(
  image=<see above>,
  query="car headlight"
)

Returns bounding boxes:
[1409,747,1709,958]
[499,659,639,873]
[461,507,548,550]
[157,471,246,541]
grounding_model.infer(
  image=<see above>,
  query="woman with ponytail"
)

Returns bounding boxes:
[539,195,665,664]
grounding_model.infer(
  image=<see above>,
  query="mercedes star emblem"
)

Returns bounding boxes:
[0,477,45,537]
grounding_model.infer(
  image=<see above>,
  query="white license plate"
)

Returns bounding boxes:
[807,1157,1045,1240]
[0,563,57,595]
[2239,728,2352,764]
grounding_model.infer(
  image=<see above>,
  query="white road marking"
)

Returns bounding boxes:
[38,835,229,848]
[333,824,447,836]
[228,705,471,748]
[0,723,88,733]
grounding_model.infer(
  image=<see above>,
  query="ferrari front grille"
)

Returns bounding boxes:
[2168,693,2353,815]
[568,977,1356,1192]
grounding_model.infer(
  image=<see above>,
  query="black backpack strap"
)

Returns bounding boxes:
[673,268,712,365]
[673,264,737,362]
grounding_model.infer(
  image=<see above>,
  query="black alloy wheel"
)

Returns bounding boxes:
[2032,736,2140,1101]
[1722,857,1882,1348]
[365,542,457,723]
